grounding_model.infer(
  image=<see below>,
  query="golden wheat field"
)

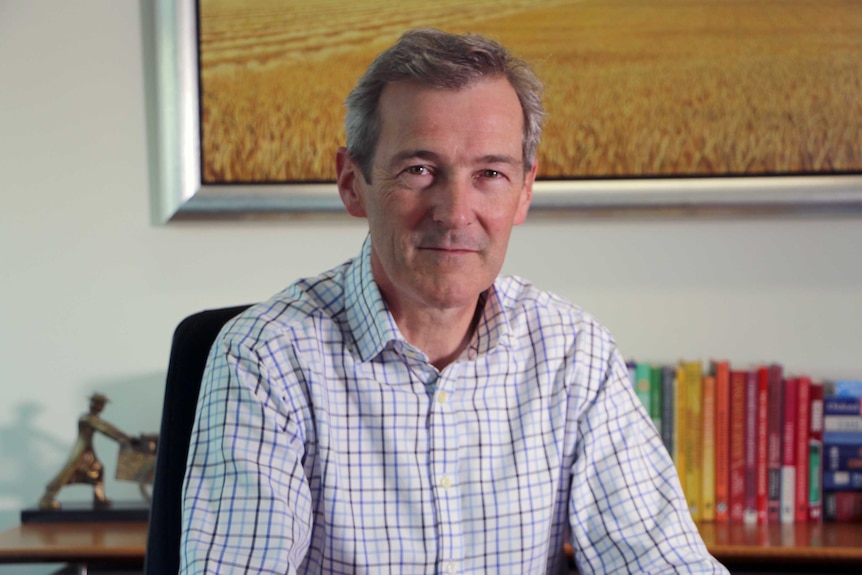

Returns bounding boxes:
[198,0,862,183]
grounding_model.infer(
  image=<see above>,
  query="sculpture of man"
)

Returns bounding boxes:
[38,393,132,510]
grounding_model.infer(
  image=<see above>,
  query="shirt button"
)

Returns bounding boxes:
[437,391,448,404]
[444,561,457,574]
[440,476,452,489]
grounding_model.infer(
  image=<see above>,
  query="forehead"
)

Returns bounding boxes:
[375,77,524,160]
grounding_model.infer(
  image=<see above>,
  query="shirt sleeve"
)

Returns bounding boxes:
[567,343,729,574]
[180,332,313,574]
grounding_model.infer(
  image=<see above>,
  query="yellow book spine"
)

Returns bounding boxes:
[682,360,703,522]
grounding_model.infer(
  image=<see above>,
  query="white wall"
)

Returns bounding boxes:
[1,1,861,566]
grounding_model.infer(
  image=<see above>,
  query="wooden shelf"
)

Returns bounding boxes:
[0,522,146,565]
[1,520,860,570]
[561,521,862,569]
[698,521,862,564]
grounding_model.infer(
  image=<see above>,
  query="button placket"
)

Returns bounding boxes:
[428,367,463,572]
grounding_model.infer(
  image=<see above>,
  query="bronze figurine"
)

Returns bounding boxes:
[38,393,141,510]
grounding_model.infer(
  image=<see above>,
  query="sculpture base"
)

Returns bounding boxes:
[20,500,150,523]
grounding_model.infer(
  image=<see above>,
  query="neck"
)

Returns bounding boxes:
[391,300,481,370]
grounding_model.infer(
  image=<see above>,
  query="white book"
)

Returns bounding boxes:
[780,466,796,524]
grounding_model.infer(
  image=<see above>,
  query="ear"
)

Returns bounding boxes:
[336,147,368,218]
[513,160,537,225]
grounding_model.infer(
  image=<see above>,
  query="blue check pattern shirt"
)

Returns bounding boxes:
[181,237,726,574]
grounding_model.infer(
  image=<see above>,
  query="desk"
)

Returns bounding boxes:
[0,521,146,573]
[1,521,860,573]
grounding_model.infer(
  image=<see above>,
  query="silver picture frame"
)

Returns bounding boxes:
[151,0,862,222]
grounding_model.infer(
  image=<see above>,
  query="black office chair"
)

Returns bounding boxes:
[144,305,252,575]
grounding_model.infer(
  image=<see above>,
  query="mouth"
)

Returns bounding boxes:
[419,246,478,255]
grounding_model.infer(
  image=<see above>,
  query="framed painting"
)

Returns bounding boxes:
[152,0,862,221]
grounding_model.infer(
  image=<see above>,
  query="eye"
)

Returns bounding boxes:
[404,165,431,176]
[481,169,501,179]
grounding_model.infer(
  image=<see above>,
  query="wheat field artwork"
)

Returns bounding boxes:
[198,0,862,184]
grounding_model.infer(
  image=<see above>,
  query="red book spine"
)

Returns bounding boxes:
[743,370,758,524]
[729,370,747,523]
[781,378,798,524]
[714,361,731,523]
[756,367,770,523]
[795,376,811,522]
[742,370,757,523]
[766,363,784,523]
[824,491,862,521]
[809,382,825,521]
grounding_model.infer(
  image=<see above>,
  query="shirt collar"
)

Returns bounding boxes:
[345,235,512,363]
[345,235,402,362]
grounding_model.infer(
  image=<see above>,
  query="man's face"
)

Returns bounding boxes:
[337,76,535,315]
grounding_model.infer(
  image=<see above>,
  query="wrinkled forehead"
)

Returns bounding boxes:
[375,78,525,146]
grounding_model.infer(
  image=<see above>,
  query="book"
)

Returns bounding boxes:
[824,396,862,416]
[712,360,731,523]
[780,377,798,524]
[765,363,784,524]
[729,370,747,523]
[679,360,703,521]
[674,362,687,488]
[660,365,676,458]
[833,380,862,398]
[795,376,811,522]
[649,366,662,435]
[702,373,716,522]
[823,490,862,521]
[823,443,862,471]
[743,370,759,524]
[635,363,652,416]
[809,382,824,522]
[755,367,769,523]
[823,470,862,491]
[824,415,862,432]
[822,431,862,445]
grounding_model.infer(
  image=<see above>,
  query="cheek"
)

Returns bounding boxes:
[379,193,428,230]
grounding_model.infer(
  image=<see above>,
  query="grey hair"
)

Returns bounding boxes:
[344,28,545,181]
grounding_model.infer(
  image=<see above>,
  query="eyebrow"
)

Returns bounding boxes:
[387,149,522,169]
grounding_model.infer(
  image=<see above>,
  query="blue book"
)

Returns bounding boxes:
[824,396,862,416]
[824,443,862,471]
[822,470,862,491]
[824,415,862,432]
[834,380,862,398]
[822,431,862,445]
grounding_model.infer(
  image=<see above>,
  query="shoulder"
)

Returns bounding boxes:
[494,274,615,346]
[219,260,352,354]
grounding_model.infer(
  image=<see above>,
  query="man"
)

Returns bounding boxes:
[181,29,726,574]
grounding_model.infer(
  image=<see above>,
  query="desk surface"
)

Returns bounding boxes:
[1,521,861,565]
[0,522,146,564]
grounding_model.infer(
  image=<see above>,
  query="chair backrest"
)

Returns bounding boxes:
[144,305,252,575]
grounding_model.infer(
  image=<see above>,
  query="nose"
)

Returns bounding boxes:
[432,174,474,228]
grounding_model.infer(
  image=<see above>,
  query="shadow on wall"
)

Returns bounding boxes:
[0,373,166,517]
[0,402,68,510]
